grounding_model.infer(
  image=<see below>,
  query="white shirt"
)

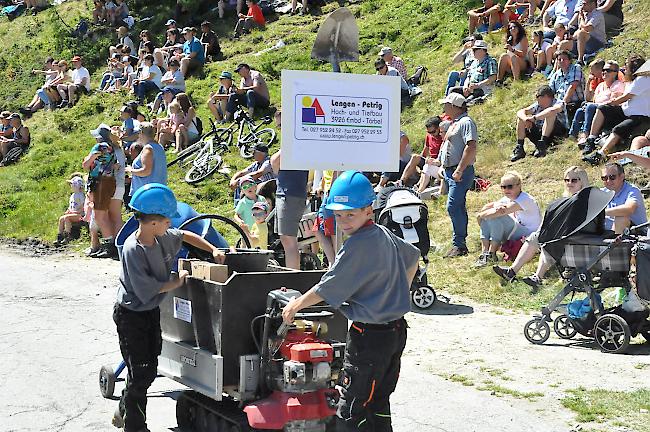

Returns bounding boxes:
[622,76,650,117]
[72,66,91,91]
[498,191,542,234]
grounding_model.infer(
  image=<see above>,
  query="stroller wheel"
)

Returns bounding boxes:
[99,364,116,398]
[641,331,650,343]
[524,318,550,344]
[553,314,578,339]
[411,285,436,309]
[594,314,630,354]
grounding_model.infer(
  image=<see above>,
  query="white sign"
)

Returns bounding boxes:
[173,297,192,323]
[280,70,401,172]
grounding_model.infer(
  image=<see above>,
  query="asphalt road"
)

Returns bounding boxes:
[1,248,571,432]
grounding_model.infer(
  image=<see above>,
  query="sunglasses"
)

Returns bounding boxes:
[601,174,618,181]
[500,183,519,190]
[564,178,580,183]
[241,182,255,190]
[602,69,617,73]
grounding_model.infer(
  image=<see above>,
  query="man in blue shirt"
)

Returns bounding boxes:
[601,162,647,233]
[179,27,204,77]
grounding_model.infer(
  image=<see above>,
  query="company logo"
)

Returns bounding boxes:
[301,96,325,124]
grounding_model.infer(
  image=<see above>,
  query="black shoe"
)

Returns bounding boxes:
[510,145,525,162]
[493,265,516,282]
[57,100,69,109]
[19,107,32,114]
[54,233,66,246]
[582,138,596,155]
[444,246,468,258]
[533,141,547,158]
[522,274,541,293]
[582,151,604,166]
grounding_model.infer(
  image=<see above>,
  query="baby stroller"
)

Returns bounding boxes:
[374,186,436,309]
[523,187,650,353]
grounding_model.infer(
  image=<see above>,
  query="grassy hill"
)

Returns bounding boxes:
[1,0,649,310]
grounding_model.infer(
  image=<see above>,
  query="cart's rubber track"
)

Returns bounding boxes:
[178,390,261,432]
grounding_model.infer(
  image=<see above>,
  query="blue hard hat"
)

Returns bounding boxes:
[129,183,180,219]
[325,171,376,211]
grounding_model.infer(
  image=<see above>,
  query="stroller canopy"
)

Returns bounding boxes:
[538,187,614,263]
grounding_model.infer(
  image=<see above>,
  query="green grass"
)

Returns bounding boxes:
[446,373,475,387]
[562,388,650,432]
[1,0,650,310]
[479,380,544,400]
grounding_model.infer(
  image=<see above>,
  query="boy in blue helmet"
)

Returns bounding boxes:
[112,183,225,432]
[282,171,420,432]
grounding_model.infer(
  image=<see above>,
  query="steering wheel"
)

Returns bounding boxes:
[178,214,252,262]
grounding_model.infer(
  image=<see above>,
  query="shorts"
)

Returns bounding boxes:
[112,183,126,201]
[93,175,116,211]
[526,119,568,142]
[275,195,307,237]
[477,21,503,33]
[185,58,204,75]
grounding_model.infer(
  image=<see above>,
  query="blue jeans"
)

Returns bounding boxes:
[569,103,598,137]
[445,71,466,96]
[134,80,160,101]
[37,88,50,104]
[480,216,529,243]
[444,165,474,249]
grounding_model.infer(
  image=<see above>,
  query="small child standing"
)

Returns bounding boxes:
[112,183,224,432]
[234,175,267,230]
[248,201,269,249]
[55,175,86,245]
[283,171,420,431]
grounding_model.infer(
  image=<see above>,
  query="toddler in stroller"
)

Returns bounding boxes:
[523,186,650,353]
[374,185,436,309]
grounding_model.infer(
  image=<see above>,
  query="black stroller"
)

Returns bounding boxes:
[374,186,436,309]
[523,187,650,353]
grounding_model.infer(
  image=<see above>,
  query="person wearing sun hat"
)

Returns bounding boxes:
[208,70,237,123]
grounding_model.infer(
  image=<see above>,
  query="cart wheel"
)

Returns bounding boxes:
[641,331,650,343]
[195,405,209,432]
[594,314,631,354]
[300,251,322,270]
[524,318,550,344]
[99,365,116,398]
[411,285,436,309]
[553,314,577,339]
[176,393,195,431]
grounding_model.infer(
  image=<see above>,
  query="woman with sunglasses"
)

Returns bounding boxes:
[475,171,541,267]
[496,20,529,83]
[493,166,590,291]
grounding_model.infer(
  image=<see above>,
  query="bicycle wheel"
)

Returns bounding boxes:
[184,145,223,185]
[239,128,276,158]
[167,136,211,167]
[213,128,234,151]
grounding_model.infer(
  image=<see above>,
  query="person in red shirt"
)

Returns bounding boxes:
[234,0,266,38]
[399,116,444,187]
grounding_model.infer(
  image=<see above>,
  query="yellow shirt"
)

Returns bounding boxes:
[250,221,268,250]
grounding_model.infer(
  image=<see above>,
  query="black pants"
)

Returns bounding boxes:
[336,318,407,432]
[597,104,649,140]
[113,304,162,432]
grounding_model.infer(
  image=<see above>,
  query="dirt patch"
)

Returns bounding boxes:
[0,237,66,257]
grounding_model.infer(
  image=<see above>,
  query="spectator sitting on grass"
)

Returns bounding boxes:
[178,27,205,78]
[200,21,222,61]
[528,30,551,72]
[449,40,497,104]
[597,0,623,35]
[493,166,590,291]
[228,63,270,118]
[41,60,70,108]
[474,171,541,268]
[158,93,199,150]
[558,0,606,66]
[445,34,482,95]
[399,117,444,186]
[157,28,183,67]
[414,120,451,193]
[20,57,58,115]
[152,59,185,113]
[99,54,124,92]
[548,50,585,118]
[542,0,581,36]
[375,58,410,102]
[208,71,237,123]
[229,143,275,197]
[468,0,505,34]
[379,47,408,80]
[511,84,569,161]
[218,0,244,19]
[132,54,162,105]
[234,0,266,39]
[582,55,650,165]
[56,56,90,109]
[93,0,107,24]
[110,26,135,58]
[571,60,625,145]
[609,129,650,170]
[0,111,12,139]
[496,20,529,84]
[600,162,648,233]
[104,0,117,25]
[113,0,129,27]
[0,114,30,160]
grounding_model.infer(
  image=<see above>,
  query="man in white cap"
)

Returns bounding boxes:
[379,46,408,79]
[437,92,478,258]
[449,40,497,104]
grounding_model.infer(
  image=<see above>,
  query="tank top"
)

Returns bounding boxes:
[130,142,168,195]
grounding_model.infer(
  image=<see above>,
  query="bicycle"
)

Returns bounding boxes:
[167,110,276,168]
[183,134,229,184]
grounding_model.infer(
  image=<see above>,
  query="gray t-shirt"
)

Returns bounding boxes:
[585,9,606,43]
[117,228,184,311]
[314,224,420,324]
[439,113,478,168]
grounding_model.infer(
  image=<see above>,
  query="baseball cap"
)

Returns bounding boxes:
[238,175,255,186]
[90,123,112,140]
[0,111,11,119]
[219,71,233,80]
[67,176,84,189]
[71,55,82,62]
[201,20,211,26]
[165,19,176,26]
[252,201,269,212]
[9,113,21,120]
[253,144,268,154]
[379,46,392,56]
[438,92,467,107]
[181,26,192,34]
[472,40,489,50]
[234,63,250,72]
[162,87,175,94]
